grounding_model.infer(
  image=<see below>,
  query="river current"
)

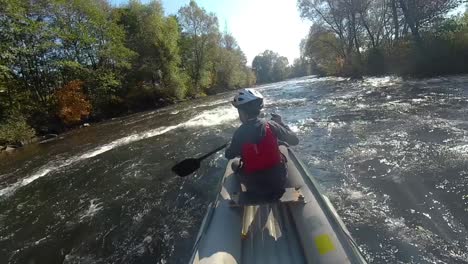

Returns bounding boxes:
[1,76,468,263]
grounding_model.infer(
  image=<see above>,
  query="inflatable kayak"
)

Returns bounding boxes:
[189,146,367,264]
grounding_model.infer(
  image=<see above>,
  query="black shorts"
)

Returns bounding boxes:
[238,162,287,195]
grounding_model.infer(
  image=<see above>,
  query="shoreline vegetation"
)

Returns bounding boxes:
[1,0,467,150]
[0,0,259,149]
[297,0,468,78]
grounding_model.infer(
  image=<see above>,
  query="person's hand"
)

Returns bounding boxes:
[271,113,283,124]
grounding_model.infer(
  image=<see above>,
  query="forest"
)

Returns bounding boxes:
[0,0,265,146]
[297,0,468,77]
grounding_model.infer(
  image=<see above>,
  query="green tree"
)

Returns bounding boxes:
[211,33,254,90]
[298,0,363,74]
[0,116,35,146]
[252,50,290,84]
[297,0,464,77]
[272,56,289,82]
[302,24,346,75]
[117,0,186,103]
[0,0,258,142]
[178,0,219,95]
[54,0,134,118]
[252,51,274,84]
[0,0,59,109]
[0,65,11,120]
[290,58,312,78]
[0,0,134,124]
[397,0,461,43]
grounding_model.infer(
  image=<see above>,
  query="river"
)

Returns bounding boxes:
[1,76,467,263]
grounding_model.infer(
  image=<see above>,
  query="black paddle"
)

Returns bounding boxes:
[172,143,228,177]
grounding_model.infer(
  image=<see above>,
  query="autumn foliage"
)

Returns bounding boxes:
[55,80,91,126]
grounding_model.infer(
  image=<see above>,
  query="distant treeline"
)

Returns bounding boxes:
[297,0,468,78]
[0,0,265,145]
[251,50,312,84]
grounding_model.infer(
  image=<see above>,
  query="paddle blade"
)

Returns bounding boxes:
[172,158,201,177]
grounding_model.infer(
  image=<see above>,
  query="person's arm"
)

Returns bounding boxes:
[269,117,299,146]
[225,129,243,159]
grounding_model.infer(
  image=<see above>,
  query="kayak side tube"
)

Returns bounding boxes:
[287,148,367,264]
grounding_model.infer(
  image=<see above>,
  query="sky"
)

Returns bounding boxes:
[452,3,467,15]
[109,0,312,65]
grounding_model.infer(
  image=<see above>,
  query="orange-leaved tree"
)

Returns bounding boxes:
[55,80,92,126]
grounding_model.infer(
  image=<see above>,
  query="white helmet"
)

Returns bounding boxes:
[232,89,264,108]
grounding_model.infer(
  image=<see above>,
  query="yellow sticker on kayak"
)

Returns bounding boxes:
[315,234,336,255]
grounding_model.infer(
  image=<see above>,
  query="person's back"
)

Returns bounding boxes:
[225,89,299,197]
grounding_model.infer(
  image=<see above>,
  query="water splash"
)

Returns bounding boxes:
[80,199,104,220]
[0,106,238,197]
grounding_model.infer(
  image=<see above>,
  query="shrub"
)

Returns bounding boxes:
[55,80,92,126]
[125,83,175,112]
[365,48,386,75]
[0,116,36,145]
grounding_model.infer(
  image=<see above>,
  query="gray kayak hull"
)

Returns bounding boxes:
[190,147,367,264]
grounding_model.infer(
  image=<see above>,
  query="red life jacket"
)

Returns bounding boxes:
[241,124,282,174]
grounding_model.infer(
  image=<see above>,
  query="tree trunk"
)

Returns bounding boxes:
[350,11,361,64]
[398,0,422,44]
[6,83,13,109]
[391,0,399,40]
[361,15,376,48]
[403,22,409,35]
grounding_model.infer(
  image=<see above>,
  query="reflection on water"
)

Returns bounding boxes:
[1,75,468,263]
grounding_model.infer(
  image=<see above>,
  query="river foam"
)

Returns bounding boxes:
[0,106,238,197]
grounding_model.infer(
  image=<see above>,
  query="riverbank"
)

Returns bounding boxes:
[0,0,258,152]
[0,71,459,154]
[0,91,222,153]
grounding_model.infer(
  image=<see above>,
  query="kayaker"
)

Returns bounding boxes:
[226,89,299,197]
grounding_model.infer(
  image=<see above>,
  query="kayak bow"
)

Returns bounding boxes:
[190,146,367,264]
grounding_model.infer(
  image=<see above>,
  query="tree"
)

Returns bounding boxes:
[252,50,290,84]
[211,33,254,90]
[55,80,91,126]
[298,0,364,74]
[290,58,312,78]
[272,56,290,82]
[54,0,134,117]
[356,0,390,49]
[303,24,345,75]
[298,0,467,77]
[178,1,219,94]
[391,0,400,40]
[0,0,59,108]
[0,116,35,145]
[0,0,134,123]
[0,65,12,120]
[243,67,257,87]
[116,0,186,102]
[252,51,274,84]
[54,0,133,72]
[397,0,461,43]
